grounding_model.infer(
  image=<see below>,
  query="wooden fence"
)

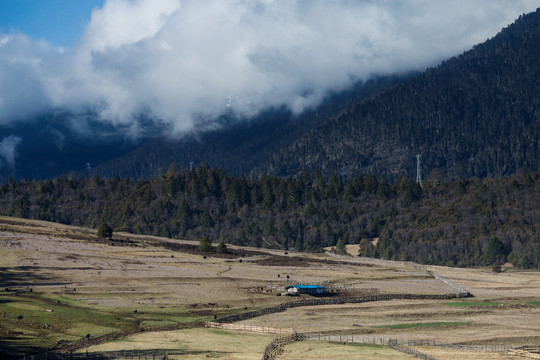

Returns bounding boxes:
[205,321,295,335]
[214,293,464,324]
[388,340,438,360]
[259,332,532,360]
[22,349,169,360]
[427,270,470,297]
[301,333,514,352]
[411,265,470,297]
[49,321,207,353]
[261,333,305,360]
[507,347,540,359]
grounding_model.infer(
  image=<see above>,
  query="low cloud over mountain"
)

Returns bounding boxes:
[0,0,537,135]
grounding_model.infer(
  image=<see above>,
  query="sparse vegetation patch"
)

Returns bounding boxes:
[442,301,503,307]
[372,322,469,329]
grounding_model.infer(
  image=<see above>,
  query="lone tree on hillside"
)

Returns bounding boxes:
[97,222,113,239]
[335,238,347,255]
[216,240,227,254]
[199,236,213,252]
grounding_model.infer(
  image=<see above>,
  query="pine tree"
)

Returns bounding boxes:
[199,236,213,252]
[176,199,192,237]
[336,238,347,255]
[97,222,113,239]
[216,240,227,254]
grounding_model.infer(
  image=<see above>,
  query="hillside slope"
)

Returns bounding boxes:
[0,74,408,182]
[90,75,409,179]
[257,8,540,180]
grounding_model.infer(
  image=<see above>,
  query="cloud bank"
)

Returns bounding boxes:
[0,0,538,134]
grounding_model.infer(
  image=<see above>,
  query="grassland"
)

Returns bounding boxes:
[372,322,469,329]
[79,328,274,359]
[0,216,539,359]
[280,341,418,360]
[441,301,503,307]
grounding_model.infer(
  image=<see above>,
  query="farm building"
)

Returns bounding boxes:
[286,285,326,296]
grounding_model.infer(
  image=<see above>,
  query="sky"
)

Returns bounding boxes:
[0,0,538,137]
[0,0,105,47]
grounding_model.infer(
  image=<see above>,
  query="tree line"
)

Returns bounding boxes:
[0,164,538,269]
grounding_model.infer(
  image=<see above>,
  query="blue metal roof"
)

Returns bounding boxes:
[293,285,325,289]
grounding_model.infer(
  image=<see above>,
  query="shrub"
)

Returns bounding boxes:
[199,236,213,252]
[216,240,227,254]
[97,222,113,239]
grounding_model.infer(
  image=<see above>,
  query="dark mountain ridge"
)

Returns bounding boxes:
[90,74,412,179]
[0,74,410,182]
[257,8,540,180]
[1,9,539,182]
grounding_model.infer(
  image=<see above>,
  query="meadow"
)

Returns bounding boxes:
[0,216,538,359]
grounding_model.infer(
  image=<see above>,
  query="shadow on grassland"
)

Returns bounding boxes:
[0,266,67,289]
[0,266,65,359]
[0,337,44,360]
[1,348,235,360]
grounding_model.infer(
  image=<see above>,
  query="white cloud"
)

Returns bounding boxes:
[0,135,22,169]
[0,34,56,123]
[81,0,180,52]
[0,0,538,134]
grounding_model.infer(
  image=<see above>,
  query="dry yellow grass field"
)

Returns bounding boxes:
[78,328,273,359]
[413,346,528,360]
[238,299,539,343]
[1,216,539,359]
[280,341,417,360]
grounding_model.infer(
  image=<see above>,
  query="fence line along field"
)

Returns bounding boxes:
[0,216,539,359]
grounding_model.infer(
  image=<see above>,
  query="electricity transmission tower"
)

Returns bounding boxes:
[416,154,422,184]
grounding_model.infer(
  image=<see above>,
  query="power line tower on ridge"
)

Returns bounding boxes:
[416,154,422,185]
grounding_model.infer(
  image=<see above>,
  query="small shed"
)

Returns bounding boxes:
[286,285,326,296]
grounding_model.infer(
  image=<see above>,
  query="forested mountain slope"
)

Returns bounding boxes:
[257,8,540,180]
[0,73,408,182]
[90,75,409,179]
[3,10,539,182]
[2,167,538,269]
